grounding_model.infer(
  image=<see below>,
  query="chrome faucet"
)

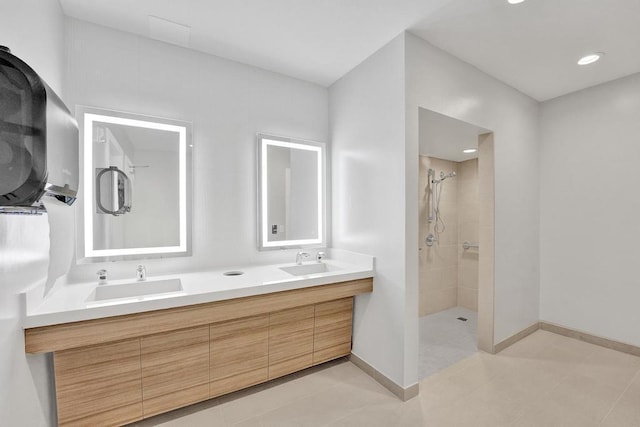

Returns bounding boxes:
[136,264,146,281]
[97,269,108,285]
[295,251,310,265]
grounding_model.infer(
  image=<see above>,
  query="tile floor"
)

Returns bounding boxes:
[418,306,478,379]
[132,330,640,426]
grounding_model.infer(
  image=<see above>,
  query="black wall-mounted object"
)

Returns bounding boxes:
[0,46,78,214]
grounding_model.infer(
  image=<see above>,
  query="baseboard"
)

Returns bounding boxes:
[348,353,419,401]
[493,322,541,353]
[492,320,640,358]
[540,321,640,357]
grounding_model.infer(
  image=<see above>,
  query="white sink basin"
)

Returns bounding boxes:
[87,278,184,304]
[280,263,338,276]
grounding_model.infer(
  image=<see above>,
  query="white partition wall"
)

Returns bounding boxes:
[330,35,410,387]
[405,33,540,350]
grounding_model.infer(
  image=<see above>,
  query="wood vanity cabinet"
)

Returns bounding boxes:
[209,313,269,398]
[53,339,143,426]
[140,326,210,417]
[313,298,354,365]
[26,278,372,426]
[269,305,315,378]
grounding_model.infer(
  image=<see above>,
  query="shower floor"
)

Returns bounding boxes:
[419,306,478,380]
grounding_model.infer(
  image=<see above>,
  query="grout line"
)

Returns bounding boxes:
[599,369,640,425]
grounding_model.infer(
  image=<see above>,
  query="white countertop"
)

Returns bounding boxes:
[24,254,374,328]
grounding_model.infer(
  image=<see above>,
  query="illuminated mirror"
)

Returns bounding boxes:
[258,134,325,250]
[78,107,192,261]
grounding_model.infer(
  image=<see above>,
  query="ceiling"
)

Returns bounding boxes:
[419,108,488,161]
[409,0,640,101]
[59,0,640,101]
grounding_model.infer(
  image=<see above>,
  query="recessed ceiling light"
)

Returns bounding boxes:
[463,148,477,154]
[578,53,604,65]
[508,0,526,4]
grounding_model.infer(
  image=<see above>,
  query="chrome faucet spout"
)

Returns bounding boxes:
[97,269,108,285]
[295,251,310,265]
[136,264,146,281]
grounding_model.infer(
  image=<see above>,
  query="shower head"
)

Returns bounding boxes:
[439,171,456,181]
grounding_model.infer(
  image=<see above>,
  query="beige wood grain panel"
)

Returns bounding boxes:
[210,369,268,398]
[54,339,143,426]
[268,305,314,379]
[210,314,269,398]
[269,354,314,379]
[25,278,373,354]
[143,384,210,419]
[313,298,353,365]
[140,326,209,418]
[60,403,143,427]
[313,342,352,365]
[315,326,352,350]
[314,298,353,327]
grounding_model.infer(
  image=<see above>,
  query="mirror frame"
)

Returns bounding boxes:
[76,106,193,262]
[257,133,326,250]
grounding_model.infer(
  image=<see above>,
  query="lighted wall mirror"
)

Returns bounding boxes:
[77,106,192,262]
[258,134,326,250]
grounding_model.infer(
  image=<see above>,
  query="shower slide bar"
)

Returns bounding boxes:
[463,241,479,250]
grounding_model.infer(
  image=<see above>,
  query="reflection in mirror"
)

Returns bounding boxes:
[80,107,191,260]
[258,135,325,249]
[95,166,132,216]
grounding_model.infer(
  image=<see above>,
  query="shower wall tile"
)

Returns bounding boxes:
[457,158,479,312]
[460,261,479,289]
[458,287,478,312]
[459,160,477,180]
[419,155,459,316]
[477,133,495,353]
[422,288,458,316]
[423,268,442,289]
[442,266,458,289]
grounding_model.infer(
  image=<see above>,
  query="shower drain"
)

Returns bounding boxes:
[457,317,468,322]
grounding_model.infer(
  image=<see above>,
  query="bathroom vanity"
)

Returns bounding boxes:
[23,256,373,426]
[20,108,370,426]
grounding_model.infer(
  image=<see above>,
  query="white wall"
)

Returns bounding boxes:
[65,19,329,281]
[330,35,410,386]
[540,73,640,346]
[405,33,540,346]
[330,31,539,389]
[0,1,66,425]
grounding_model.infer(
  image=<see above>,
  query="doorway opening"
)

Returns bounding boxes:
[417,108,495,380]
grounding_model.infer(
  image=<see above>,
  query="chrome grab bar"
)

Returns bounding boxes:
[463,241,479,250]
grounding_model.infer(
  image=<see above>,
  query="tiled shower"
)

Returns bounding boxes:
[419,156,479,316]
